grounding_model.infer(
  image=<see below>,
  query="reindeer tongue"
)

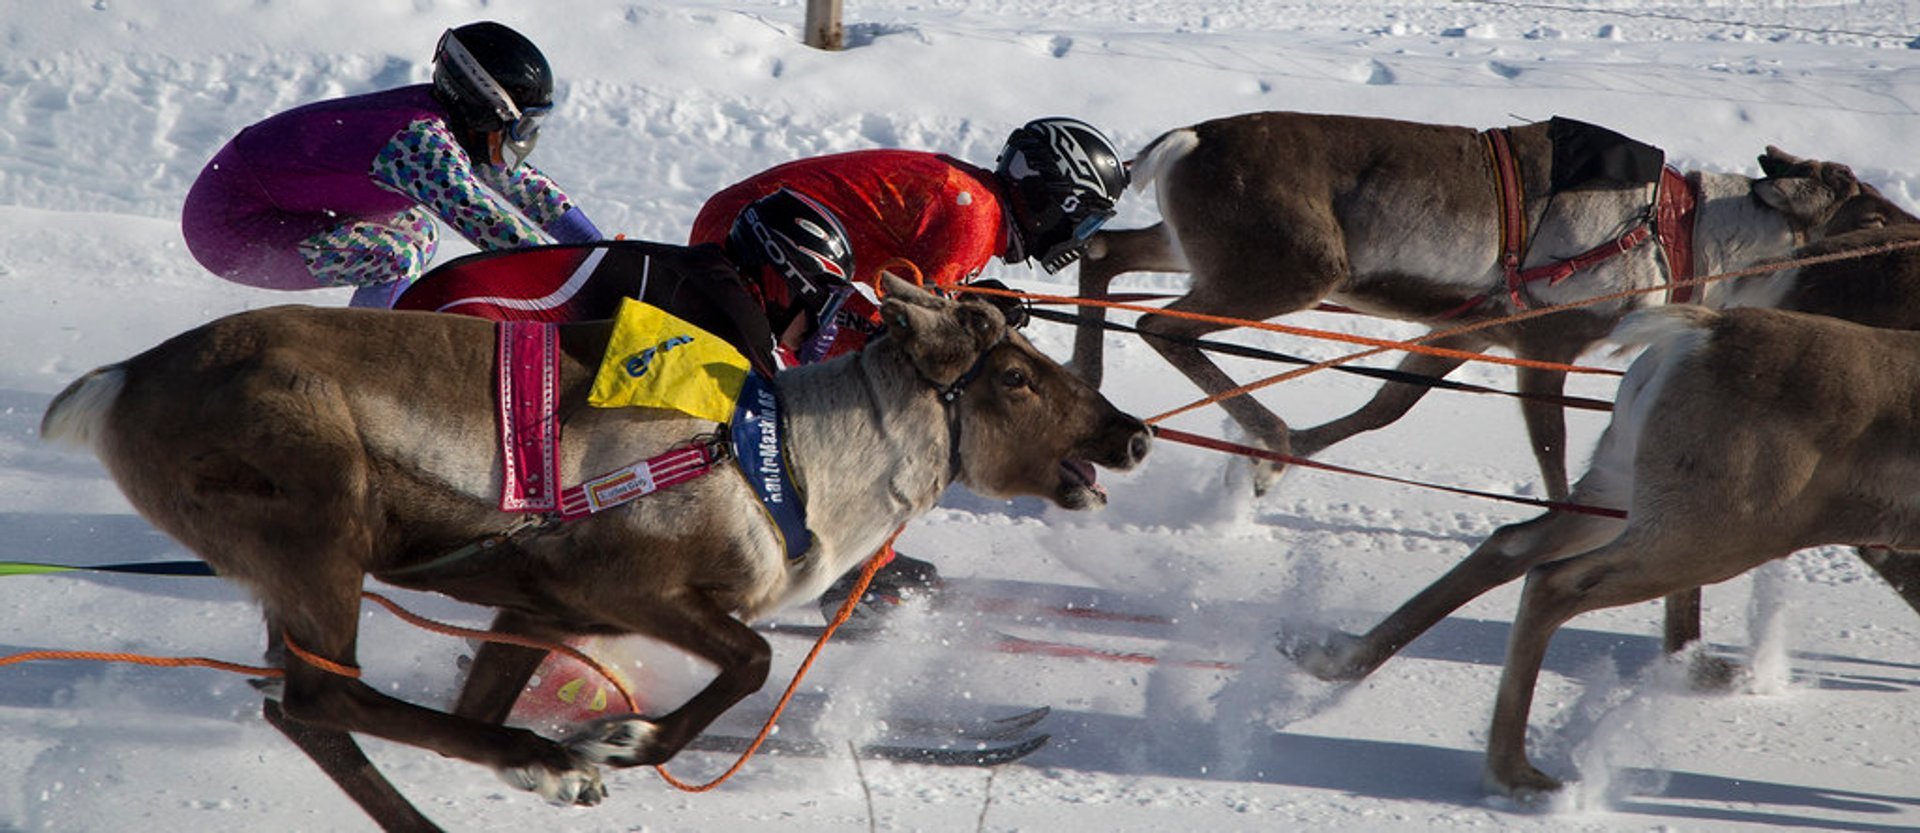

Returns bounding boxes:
[1061,459,1105,497]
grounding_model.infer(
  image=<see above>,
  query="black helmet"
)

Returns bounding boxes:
[727,188,857,308]
[995,117,1129,273]
[432,22,553,166]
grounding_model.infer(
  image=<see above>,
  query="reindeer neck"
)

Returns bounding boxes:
[1689,171,1804,306]
[774,342,954,579]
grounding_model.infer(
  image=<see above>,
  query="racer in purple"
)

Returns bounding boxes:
[180,21,599,308]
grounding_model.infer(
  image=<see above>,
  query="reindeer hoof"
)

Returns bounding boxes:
[496,758,607,807]
[565,716,663,768]
[1687,653,1745,692]
[1277,628,1369,682]
[1485,761,1564,800]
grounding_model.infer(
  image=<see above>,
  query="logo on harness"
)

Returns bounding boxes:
[589,298,750,424]
[623,335,694,379]
[731,373,811,561]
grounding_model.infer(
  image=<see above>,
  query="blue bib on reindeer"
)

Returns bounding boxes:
[587,298,812,561]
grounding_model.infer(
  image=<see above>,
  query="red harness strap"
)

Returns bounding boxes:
[494,321,727,522]
[497,321,563,512]
[557,440,725,522]
[1654,167,1700,304]
[1481,128,1699,311]
[1484,127,1531,306]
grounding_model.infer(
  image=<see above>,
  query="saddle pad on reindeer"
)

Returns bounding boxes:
[395,240,780,377]
[587,298,811,560]
[1547,116,1664,192]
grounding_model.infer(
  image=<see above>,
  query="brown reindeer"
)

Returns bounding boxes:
[38,275,1151,832]
[1284,216,1920,685]
[1073,110,1901,500]
[1452,304,1920,796]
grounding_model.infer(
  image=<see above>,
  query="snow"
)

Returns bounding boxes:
[4,1,1920,830]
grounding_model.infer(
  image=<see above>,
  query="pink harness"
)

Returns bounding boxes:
[494,321,725,520]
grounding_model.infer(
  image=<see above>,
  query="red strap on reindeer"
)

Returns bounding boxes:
[1654,168,1700,304]
[1482,127,1700,311]
[498,321,563,512]
[1484,127,1530,306]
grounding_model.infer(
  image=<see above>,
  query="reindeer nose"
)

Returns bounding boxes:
[1126,422,1152,467]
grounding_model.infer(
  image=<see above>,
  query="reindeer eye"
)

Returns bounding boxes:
[1000,368,1030,389]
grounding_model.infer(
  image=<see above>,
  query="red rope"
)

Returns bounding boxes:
[1152,426,1627,519]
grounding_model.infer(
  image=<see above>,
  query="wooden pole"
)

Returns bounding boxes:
[804,0,844,51]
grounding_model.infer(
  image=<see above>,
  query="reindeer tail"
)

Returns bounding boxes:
[1126,127,1201,195]
[40,365,126,452]
[1607,305,1718,354]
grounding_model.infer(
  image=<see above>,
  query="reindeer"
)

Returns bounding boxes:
[1448,304,1920,796]
[1285,220,1920,686]
[38,275,1151,832]
[1073,110,1903,500]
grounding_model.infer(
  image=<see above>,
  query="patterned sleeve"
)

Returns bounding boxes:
[475,162,576,228]
[371,119,550,250]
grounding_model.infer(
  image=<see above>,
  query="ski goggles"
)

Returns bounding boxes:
[1071,208,1115,244]
[506,105,550,144]
[435,30,549,167]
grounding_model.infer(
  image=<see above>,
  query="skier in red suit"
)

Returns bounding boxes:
[693,118,1131,627]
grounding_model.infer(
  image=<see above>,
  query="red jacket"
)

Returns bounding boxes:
[692,149,1010,289]
[691,149,1011,364]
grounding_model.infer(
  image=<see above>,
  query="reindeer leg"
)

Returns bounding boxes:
[1485,535,1789,797]
[268,588,607,808]
[562,590,771,768]
[257,626,444,833]
[1284,508,1623,681]
[1072,225,1187,388]
[1289,335,1482,460]
[262,699,443,833]
[1509,316,1615,502]
[1660,587,1743,690]
[1138,298,1317,496]
[453,610,566,726]
[1661,587,1703,653]
[1513,365,1573,503]
[1856,547,1920,618]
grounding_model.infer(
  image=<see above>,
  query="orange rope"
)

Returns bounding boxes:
[953,234,1920,425]
[954,285,1615,376]
[0,537,902,795]
[283,635,362,679]
[0,648,279,678]
[652,532,899,792]
[357,591,638,712]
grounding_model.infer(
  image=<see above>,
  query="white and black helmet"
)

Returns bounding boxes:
[995,117,1129,273]
[431,21,554,168]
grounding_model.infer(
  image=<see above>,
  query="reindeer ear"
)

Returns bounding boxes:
[1821,162,1860,196]
[1758,145,1803,177]
[881,282,996,383]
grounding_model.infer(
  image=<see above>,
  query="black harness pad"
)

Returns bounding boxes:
[1547,116,1665,192]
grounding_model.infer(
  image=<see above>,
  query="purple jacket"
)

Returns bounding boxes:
[182,85,597,290]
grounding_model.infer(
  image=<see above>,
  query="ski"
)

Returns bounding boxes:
[763,616,1240,671]
[988,632,1242,671]
[685,729,1050,766]
[930,577,1181,631]
[943,592,1177,628]
[867,705,1051,740]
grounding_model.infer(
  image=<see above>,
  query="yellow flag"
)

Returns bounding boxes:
[588,298,751,423]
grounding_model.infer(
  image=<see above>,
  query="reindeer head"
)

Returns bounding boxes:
[877,273,1150,510]
[1750,146,1918,235]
